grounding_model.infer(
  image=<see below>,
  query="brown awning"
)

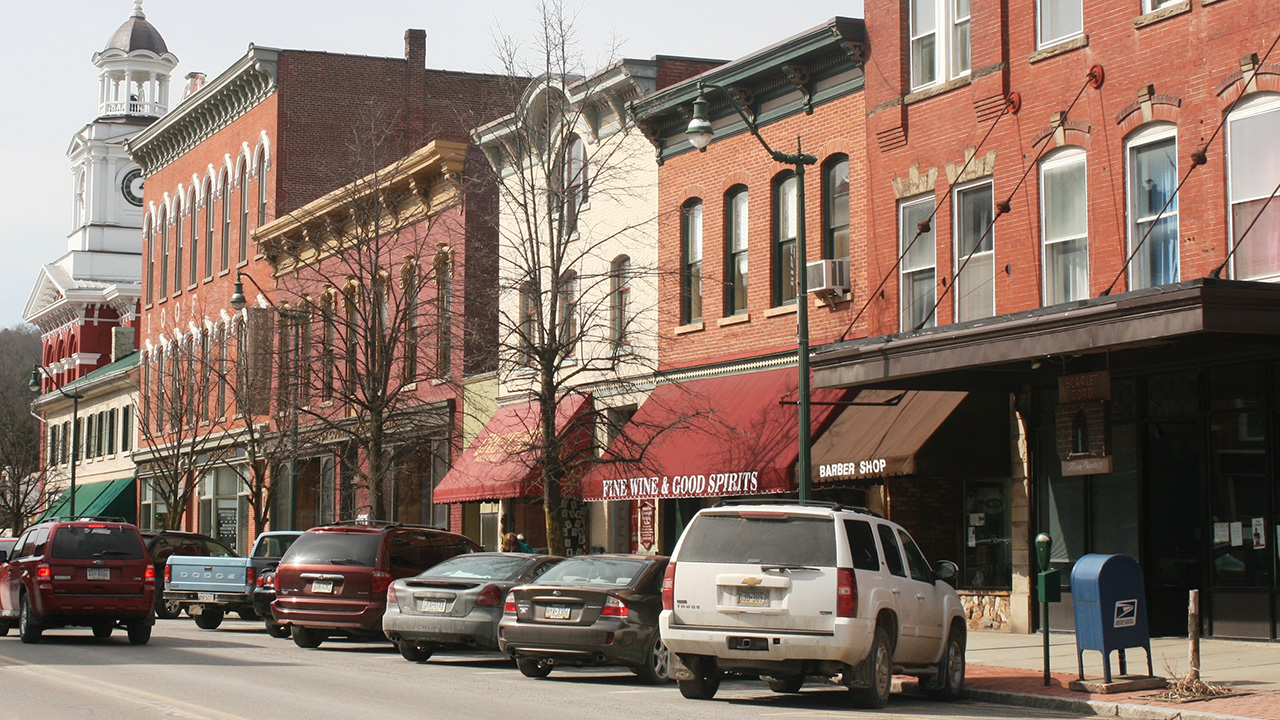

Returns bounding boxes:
[810,390,965,483]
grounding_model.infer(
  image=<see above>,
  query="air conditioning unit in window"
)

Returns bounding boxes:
[806,259,850,296]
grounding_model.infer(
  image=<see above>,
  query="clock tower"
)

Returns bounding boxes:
[24,0,177,385]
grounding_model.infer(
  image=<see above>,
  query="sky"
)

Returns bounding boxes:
[0,0,864,329]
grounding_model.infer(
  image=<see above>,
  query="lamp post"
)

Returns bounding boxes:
[231,271,306,530]
[30,365,85,517]
[685,82,819,502]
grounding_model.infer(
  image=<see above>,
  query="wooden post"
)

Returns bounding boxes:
[1188,589,1200,683]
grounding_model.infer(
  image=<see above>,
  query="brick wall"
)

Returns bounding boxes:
[653,56,723,90]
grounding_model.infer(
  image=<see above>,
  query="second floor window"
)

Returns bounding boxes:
[220,175,231,272]
[725,187,749,316]
[557,270,578,355]
[1227,95,1280,281]
[189,191,198,285]
[1126,125,1179,289]
[239,162,249,263]
[954,180,995,322]
[773,174,798,306]
[145,219,154,305]
[1041,149,1089,305]
[173,198,183,292]
[257,150,268,226]
[519,281,538,366]
[204,183,214,279]
[611,255,631,349]
[911,0,971,90]
[681,199,703,324]
[1038,0,1083,48]
[900,196,936,330]
[159,208,169,299]
[823,156,850,261]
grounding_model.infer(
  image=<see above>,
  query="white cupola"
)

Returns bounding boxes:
[92,1,178,119]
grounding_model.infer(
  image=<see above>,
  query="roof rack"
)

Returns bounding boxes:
[712,498,882,517]
[330,519,401,528]
[44,516,130,524]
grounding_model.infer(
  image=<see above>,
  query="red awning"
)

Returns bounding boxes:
[434,393,593,504]
[581,366,847,502]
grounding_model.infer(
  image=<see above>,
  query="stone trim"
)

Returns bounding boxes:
[764,304,798,318]
[1133,0,1191,29]
[904,75,972,106]
[891,164,939,200]
[717,313,750,327]
[1028,34,1089,64]
[673,321,704,335]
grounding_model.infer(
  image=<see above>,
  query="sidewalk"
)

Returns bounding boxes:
[926,631,1280,720]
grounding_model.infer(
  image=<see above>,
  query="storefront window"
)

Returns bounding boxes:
[963,480,1011,587]
[1210,409,1271,588]
[139,481,167,531]
[200,466,249,553]
[1146,370,1199,417]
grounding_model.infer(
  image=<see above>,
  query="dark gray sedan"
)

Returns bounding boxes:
[383,552,562,661]
[498,554,671,684]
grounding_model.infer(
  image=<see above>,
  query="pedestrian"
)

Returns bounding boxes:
[501,533,518,552]
[516,533,534,553]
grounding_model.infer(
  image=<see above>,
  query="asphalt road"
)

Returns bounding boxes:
[0,617,1080,720]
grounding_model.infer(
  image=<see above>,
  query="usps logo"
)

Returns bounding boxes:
[1114,599,1137,628]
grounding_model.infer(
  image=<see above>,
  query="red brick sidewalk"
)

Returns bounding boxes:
[959,663,1280,720]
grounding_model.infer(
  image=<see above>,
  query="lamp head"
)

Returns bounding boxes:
[685,90,714,150]
[28,365,41,392]
[229,280,247,311]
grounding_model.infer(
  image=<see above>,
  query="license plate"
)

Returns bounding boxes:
[737,589,769,607]
[311,580,333,594]
[421,599,447,613]
[198,592,215,602]
[87,568,110,581]
[544,605,571,620]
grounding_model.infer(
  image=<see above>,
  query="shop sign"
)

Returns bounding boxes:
[638,501,655,551]
[818,458,890,480]
[1057,371,1111,477]
[599,471,760,500]
[1058,370,1110,403]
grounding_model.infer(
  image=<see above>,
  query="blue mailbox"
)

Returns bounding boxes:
[1070,553,1154,682]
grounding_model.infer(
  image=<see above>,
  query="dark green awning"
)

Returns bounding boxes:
[36,477,136,524]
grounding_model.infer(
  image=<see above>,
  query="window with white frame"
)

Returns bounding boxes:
[911,0,971,91]
[900,196,937,330]
[610,255,632,349]
[725,187,749,315]
[1040,149,1089,305]
[954,179,995,321]
[1126,124,1179,289]
[1143,0,1182,13]
[1039,0,1083,49]
[681,199,704,323]
[1226,94,1280,281]
[773,173,798,306]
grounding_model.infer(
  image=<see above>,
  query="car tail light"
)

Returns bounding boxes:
[245,567,257,588]
[601,595,629,618]
[837,568,858,618]
[164,564,171,584]
[371,570,393,595]
[503,593,517,615]
[145,565,156,581]
[36,565,52,581]
[475,583,503,608]
[661,562,676,611]
[264,574,275,589]
[256,573,265,588]
[387,583,398,604]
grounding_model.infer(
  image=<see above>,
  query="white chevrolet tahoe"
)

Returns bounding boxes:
[659,501,966,706]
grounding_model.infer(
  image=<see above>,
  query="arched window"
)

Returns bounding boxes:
[200,330,211,422]
[343,282,359,398]
[238,159,249,263]
[188,189,199,285]
[610,255,631,349]
[724,187,749,315]
[155,348,166,433]
[173,196,183,292]
[216,326,228,419]
[1125,123,1178,289]
[159,206,169,299]
[1040,147,1088,305]
[220,172,231,272]
[321,291,337,401]
[145,215,154,305]
[256,149,268,226]
[563,133,587,232]
[401,262,419,380]
[681,199,703,324]
[772,173,797,306]
[434,253,452,376]
[204,180,214,279]
[822,155,850,261]
[1226,94,1280,281]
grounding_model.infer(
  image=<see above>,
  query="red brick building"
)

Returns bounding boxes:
[125,30,518,550]
[814,0,1280,639]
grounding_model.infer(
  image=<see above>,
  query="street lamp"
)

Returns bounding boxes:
[30,365,85,517]
[685,81,819,502]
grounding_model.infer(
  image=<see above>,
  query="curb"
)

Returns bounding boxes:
[895,680,1265,720]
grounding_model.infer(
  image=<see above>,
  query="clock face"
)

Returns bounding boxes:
[121,168,144,207]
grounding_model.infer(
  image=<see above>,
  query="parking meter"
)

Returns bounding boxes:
[1036,533,1052,570]
[1035,533,1059,685]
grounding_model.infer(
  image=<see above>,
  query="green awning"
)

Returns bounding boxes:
[36,477,136,524]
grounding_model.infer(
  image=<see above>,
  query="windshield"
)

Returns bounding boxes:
[254,534,300,559]
[51,526,145,560]
[281,532,381,567]
[538,557,647,588]
[420,554,533,581]
[677,514,836,566]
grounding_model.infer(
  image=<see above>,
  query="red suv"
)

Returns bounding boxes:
[0,518,155,644]
[273,521,479,649]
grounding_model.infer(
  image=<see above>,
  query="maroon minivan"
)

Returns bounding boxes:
[272,521,479,649]
[0,518,155,644]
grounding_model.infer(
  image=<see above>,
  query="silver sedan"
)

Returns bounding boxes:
[383,552,562,661]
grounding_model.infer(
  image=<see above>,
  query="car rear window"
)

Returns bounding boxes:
[282,532,382,567]
[677,514,837,566]
[51,526,145,560]
[539,558,648,587]
[844,519,881,571]
[254,534,299,559]
[423,554,533,581]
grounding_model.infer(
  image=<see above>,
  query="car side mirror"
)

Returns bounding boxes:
[935,560,958,582]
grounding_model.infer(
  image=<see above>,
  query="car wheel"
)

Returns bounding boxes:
[925,624,966,701]
[291,625,325,649]
[265,621,291,639]
[765,675,804,693]
[397,641,433,662]
[850,626,893,709]
[632,633,671,684]
[18,595,42,644]
[194,607,224,630]
[155,597,182,620]
[676,656,721,700]
[127,620,152,645]
[92,622,115,639]
[516,656,552,678]
[237,609,259,621]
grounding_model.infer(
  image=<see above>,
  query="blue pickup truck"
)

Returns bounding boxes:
[164,531,302,630]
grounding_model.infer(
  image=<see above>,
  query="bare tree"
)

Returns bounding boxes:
[0,325,46,534]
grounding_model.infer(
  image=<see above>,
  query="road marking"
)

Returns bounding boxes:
[0,655,252,720]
